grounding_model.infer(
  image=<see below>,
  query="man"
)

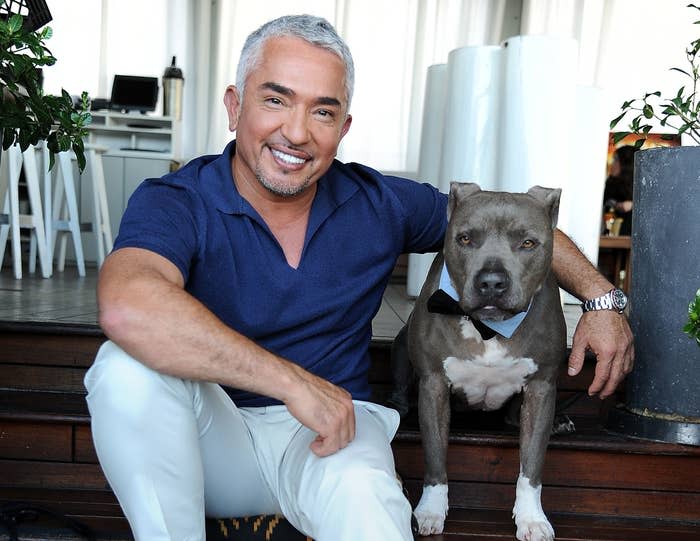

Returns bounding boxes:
[85,14,634,541]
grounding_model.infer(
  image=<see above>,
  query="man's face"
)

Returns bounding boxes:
[225,36,352,199]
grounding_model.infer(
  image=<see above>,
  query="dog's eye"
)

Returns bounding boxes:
[457,234,471,246]
[521,239,537,249]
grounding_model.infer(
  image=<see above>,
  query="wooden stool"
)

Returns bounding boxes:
[84,144,113,268]
[42,146,86,276]
[0,144,51,279]
[43,144,113,274]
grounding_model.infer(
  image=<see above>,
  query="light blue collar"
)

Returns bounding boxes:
[439,263,530,339]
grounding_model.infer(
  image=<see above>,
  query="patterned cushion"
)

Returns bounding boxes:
[205,515,312,541]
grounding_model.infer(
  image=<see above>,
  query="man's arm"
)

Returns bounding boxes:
[98,247,355,456]
[551,229,634,398]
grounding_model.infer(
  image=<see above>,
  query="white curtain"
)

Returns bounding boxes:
[44,1,695,169]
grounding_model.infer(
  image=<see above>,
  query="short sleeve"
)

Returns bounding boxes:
[113,178,202,283]
[383,175,448,253]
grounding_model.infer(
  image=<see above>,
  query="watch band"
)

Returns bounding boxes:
[581,288,627,313]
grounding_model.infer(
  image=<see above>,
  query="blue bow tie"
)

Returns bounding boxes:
[427,263,530,339]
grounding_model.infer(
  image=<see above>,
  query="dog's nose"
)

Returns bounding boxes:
[475,269,509,297]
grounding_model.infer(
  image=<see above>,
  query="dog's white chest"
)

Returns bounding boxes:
[442,318,538,410]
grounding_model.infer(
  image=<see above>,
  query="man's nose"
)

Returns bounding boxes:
[280,107,311,145]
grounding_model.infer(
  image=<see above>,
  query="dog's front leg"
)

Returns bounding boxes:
[414,371,451,535]
[513,377,557,541]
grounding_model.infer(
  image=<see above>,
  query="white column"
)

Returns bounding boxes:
[406,63,447,298]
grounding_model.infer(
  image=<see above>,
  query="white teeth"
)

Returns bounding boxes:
[271,148,305,165]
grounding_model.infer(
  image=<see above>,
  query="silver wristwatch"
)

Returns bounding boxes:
[581,288,628,314]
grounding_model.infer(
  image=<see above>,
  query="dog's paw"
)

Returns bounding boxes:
[513,473,554,540]
[515,519,555,541]
[413,484,448,535]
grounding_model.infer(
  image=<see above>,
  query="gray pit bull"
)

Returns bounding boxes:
[390,182,567,540]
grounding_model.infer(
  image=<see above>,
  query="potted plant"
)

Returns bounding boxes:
[607,3,700,445]
[0,11,90,170]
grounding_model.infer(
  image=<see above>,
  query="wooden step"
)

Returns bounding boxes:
[416,508,700,541]
[2,322,700,540]
[1,499,698,540]
[394,414,700,521]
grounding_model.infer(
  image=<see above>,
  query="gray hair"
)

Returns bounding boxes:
[235,14,355,110]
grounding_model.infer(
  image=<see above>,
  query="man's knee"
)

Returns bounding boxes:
[309,461,412,539]
[315,455,406,507]
[85,340,187,422]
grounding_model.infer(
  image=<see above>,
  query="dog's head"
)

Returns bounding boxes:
[442,182,561,321]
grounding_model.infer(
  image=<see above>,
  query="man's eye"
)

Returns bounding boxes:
[265,97,283,106]
[315,109,334,119]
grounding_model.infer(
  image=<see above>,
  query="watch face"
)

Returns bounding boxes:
[611,289,628,310]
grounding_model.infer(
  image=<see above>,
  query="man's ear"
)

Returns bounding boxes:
[339,114,352,140]
[223,86,241,132]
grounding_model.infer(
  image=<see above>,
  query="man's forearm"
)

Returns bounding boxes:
[97,251,306,403]
[552,229,613,301]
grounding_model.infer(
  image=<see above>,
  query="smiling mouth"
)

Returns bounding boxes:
[270,147,308,166]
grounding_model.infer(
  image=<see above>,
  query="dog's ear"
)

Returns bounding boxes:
[527,185,561,229]
[447,182,481,220]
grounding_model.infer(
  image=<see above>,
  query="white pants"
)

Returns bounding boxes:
[84,341,413,541]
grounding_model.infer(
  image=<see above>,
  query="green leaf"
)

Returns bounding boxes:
[662,105,676,116]
[73,142,86,172]
[684,289,700,345]
[8,14,23,34]
[2,127,16,150]
[613,132,631,144]
[643,104,654,118]
[671,67,691,77]
[58,134,71,152]
[633,138,645,148]
[610,112,627,129]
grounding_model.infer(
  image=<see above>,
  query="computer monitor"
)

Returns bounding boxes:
[110,75,159,113]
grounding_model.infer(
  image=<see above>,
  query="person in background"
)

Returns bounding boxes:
[604,145,638,235]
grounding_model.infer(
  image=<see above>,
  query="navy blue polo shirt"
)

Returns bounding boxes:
[114,141,447,406]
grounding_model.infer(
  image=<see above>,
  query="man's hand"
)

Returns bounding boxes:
[567,311,634,398]
[283,368,356,457]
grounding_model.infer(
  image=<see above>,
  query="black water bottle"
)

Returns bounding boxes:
[162,56,184,119]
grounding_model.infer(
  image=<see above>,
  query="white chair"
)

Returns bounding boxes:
[47,144,113,273]
[85,144,113,268]
[42,145,86,277]
[0,144,51,279]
